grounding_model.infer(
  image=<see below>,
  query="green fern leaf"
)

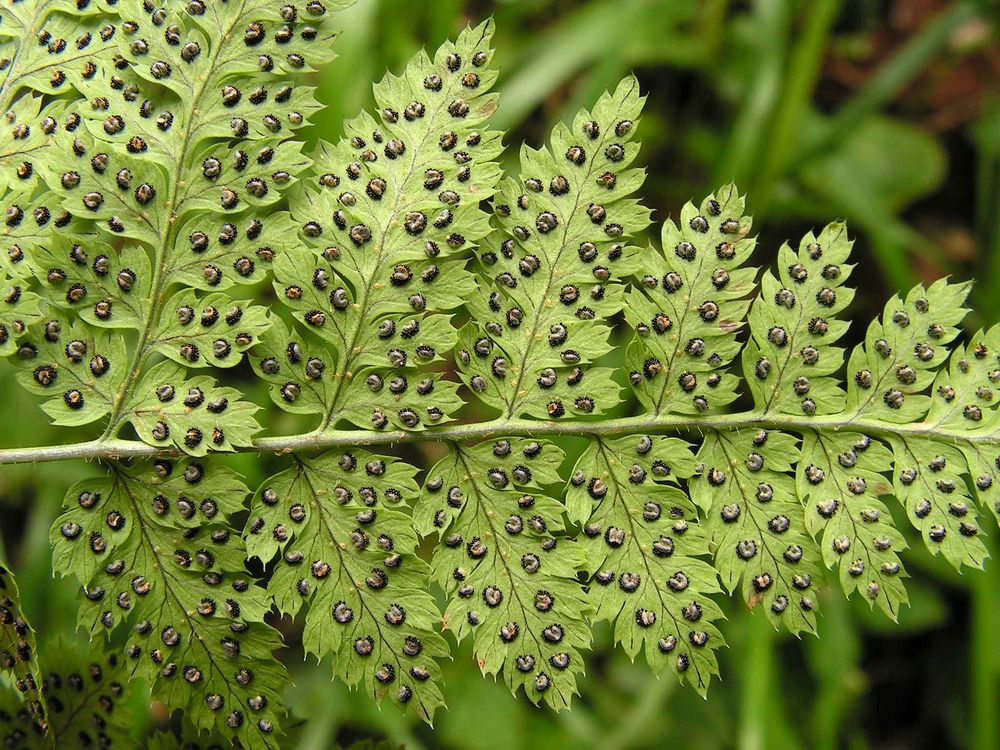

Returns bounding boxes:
[166,210,299,293]
[739,220,909,616]
[2,0,345,451]
[122,360,261,455]
[0,98,67,199]
[25,229,150,330]
[0,3,122,199]
[150,290,271,370]
[251,316,336,416]
[929,327,1000,526]
[691,429,821,634]
[845,279,971,422]
[50,461,285,747]
[0,563,46,731]
[840,280,990,565]
[565,435,725,695]
[796,431,908,618]
[0,2,121,103]
[743,222,855,416]
[0,195,45,357]
[416,439,590,709]
[13,314,126,426]
[0,640,134,749]
[246,451,448,721]
[624,184,754,415]
[890,438,988,569]
[266,20,501,434]
[2,6,1000,739]
[461,76,649,420]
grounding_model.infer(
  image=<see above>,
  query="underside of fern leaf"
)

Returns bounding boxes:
[0,638,134,749]
[0,5,998,749]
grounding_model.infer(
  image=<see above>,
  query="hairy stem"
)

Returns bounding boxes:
[0,411,994,464]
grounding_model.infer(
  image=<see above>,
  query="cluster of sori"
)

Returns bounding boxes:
[0,623,133,750]
[0,2,997,748]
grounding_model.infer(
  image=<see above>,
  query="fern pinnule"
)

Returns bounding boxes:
[51,460,285,747]
[625,184,754,416]
[13,313,125,426]
[0,563,46,731]
[796,431,908,618]
[0,639,134,748]
[566,434,725,695]
[693,428,821,634]
[846,279,970,423]
[267,19,502,434]
[0,193,45,357]
[932,326,1000,530]
[0,2,121,107]
[459,76,650,421]
[743,221,855,416]
[247,450,449,721]
[0,3,123,205]
[0,98,68,201]
[417,438,590,709]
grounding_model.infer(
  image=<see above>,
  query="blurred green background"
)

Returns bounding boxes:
[3,0,1000,748]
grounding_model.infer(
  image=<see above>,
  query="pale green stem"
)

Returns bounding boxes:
[0,411,994,464]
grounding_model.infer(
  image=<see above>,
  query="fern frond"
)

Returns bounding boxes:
[841,281,989,566]
[420,82,654,705]
[1,7,1000,744]
[50,461,285,747]
[247,450,447,721]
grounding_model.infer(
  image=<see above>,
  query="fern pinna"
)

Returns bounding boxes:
[0,2,996,748]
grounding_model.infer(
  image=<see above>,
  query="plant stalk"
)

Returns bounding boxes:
[0,411,993,464]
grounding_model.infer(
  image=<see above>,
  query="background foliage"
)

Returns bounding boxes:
[1,0,999,748]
